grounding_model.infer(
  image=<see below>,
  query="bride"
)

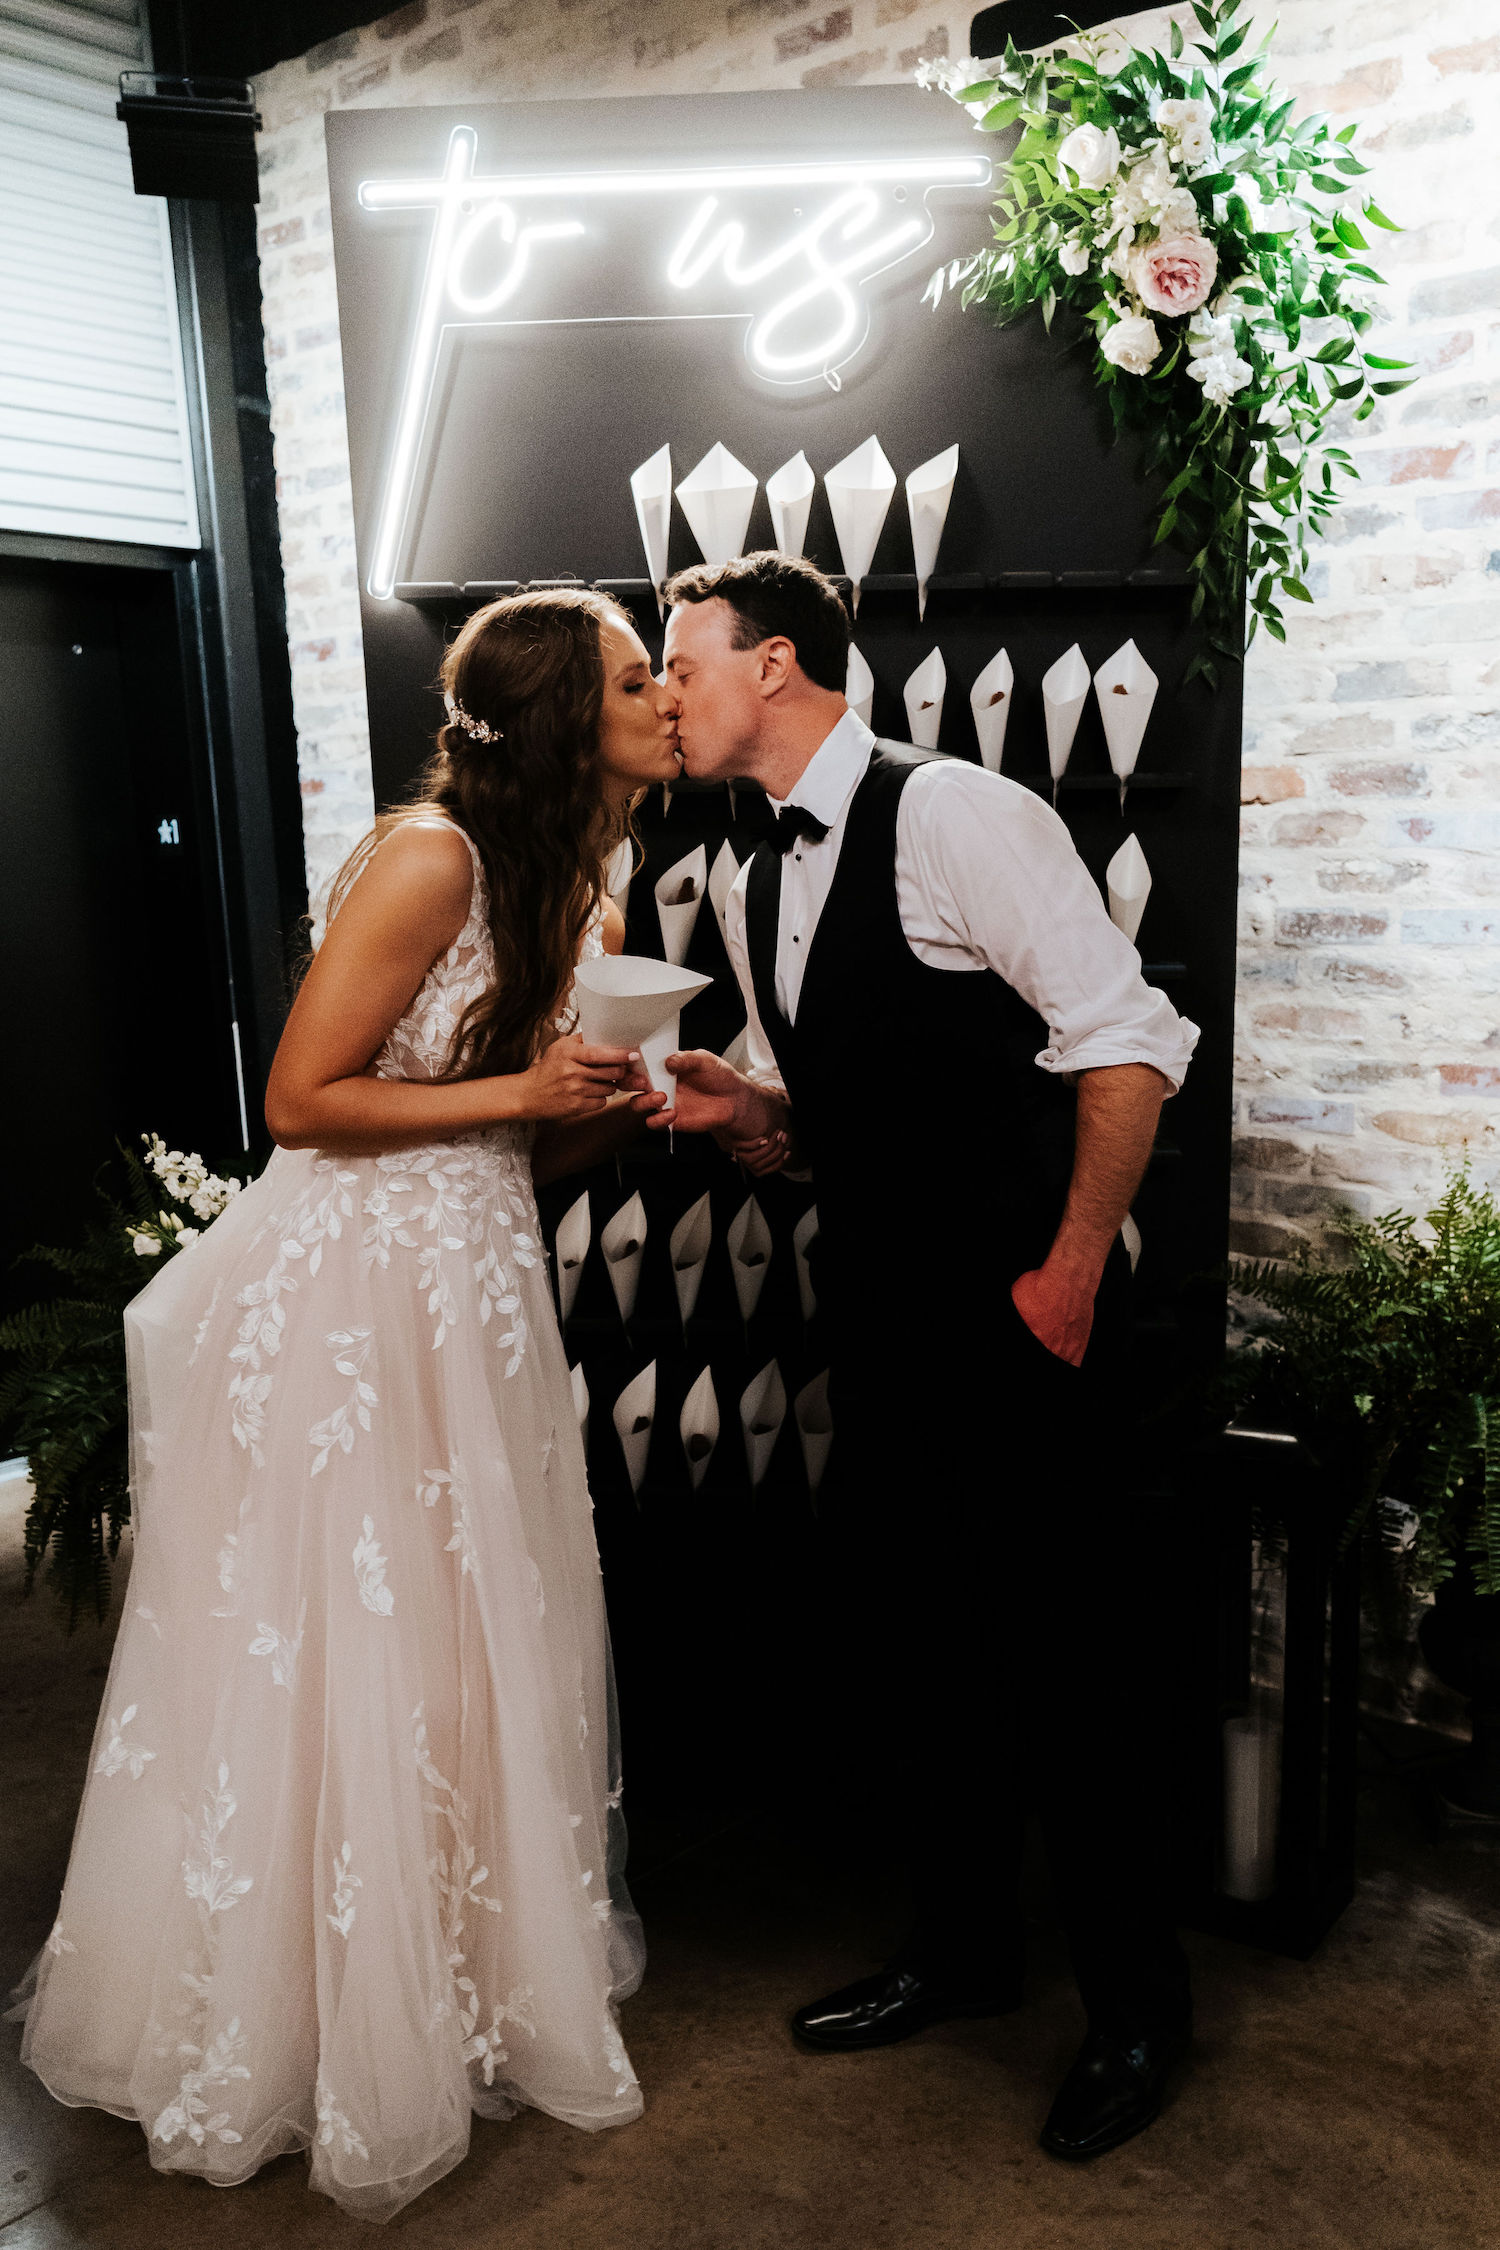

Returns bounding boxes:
[17,588,679,2219]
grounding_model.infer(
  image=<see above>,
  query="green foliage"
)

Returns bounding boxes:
[928,0,1410,686]
[0,1137,251,1628]
[1226,1170,1500,1596]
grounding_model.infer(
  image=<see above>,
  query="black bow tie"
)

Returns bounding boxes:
[771,804,829,855]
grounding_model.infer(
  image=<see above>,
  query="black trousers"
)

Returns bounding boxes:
[817,1250,1190,2036]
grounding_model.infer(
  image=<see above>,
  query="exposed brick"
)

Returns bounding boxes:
[1404,602,1500,645]
[1409,269,1500,322]
[1411,710,1500,753]
[1254,1004,1363,1037]
[1248,1096,1356,1134]
[1328,761,1428,797]
[1311,1144,1428,1191]
[1293,56,1401,111]
[725,0,807,23]
[1287,716,1393,757]
[1229,1217,1312,1260]
[1317,504,1401,545]
[802,44,885,85]
[1402,384,1500,433]
[1357,445,1469,485]
[1373,1109,1495,1145]
[1273,811,1365,847]
[896,25,947,70]
[1319,956,1406,992]
[1311,1060,1418,1091]
[1416,490,1500,531]
[1430,34,1500,76]
[1241,765,1304,804]
[1238,955,1300,987]
[259,218,306,250]
[1365,104,1473,154]
[1401,910,1500,943]
[337,58,392,98]
[1440,1063,1500,1096]
[293,322,341,353]
[306,29,360,69]
[1333,662,1447,702]
[1231,1134,1312,1175]
[376,0,428,35]
[774,7,850,59]
[1316,859,1425,894]
[876,0,920,16]
[402,25,462,68]
[1258,1178,1373,1221]
[1277,910,1387,945]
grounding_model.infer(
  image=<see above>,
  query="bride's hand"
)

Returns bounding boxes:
[521,1034,643,1119]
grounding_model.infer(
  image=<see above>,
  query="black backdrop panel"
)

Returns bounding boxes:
[325,90,1241,1804]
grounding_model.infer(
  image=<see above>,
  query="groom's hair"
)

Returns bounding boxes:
[663,552,850,694]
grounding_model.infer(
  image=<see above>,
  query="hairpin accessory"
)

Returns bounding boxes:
[443,689,502,744]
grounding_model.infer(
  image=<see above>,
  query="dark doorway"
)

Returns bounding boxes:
[0,557,242,1315]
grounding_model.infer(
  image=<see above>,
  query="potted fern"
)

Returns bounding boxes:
[0,1136,247,1626]
[1228,1169,1500,1821]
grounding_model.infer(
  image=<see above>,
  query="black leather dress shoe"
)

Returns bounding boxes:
[1038,2026,1189,2160]
[792,1963,1022,2053]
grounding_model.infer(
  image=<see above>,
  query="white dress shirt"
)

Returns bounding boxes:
[723,709,1198,1098]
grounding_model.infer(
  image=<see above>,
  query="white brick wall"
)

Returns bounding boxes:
[251,0,1500,1235]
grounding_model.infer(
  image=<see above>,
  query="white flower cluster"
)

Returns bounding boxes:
[1186,303,1254,407]
[129,1134,242,1257]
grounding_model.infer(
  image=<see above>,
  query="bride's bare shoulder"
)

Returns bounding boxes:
[326,819,475,957]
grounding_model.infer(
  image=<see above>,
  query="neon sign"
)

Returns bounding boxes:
[357,126,989,599]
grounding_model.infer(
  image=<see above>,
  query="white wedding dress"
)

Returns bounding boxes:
[17,822,645,2220]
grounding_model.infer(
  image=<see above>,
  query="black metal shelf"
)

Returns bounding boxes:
[392,566,1195,609]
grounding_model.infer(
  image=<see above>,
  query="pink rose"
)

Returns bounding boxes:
[1129,231,1218,317]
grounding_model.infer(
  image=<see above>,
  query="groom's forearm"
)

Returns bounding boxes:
[1045,1062,1169,1289]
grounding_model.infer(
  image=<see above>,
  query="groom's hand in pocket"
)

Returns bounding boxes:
[1010,1263,1096,1368]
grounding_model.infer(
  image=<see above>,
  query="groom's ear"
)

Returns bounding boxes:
[756,634,799,697]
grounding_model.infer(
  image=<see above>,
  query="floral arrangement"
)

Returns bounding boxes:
[920,0,1412,684]
[0,1134,248,1625]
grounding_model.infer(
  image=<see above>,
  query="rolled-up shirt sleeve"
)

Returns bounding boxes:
[897,762,1199,1092]
[723,866,789,1098]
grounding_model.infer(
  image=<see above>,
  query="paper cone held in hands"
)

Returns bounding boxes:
[629,444,672,614]
[740,1360,787,1489]
[903,647,946,752]
[708,839,740,937]
[905,444,958,622]
[573,954,712,1107]
[825,436,896,616]
[679,1366,720,1491]
[677,443,757,566]
[612,1362,656,1497]
[600,1190,647,1323]
[1106,833,1152,947]
[1042,643,1089,805]
[554,1190,591,1324]
[655,843,707,967]
[969,648,1013,773]
[794,1369,833,1498]
[793,1205,819,1325]
[846,644,874,729]
[766,451,815,559]
[669,1192,712,1330]
[728,1194,773,1324]
[570,1362,589,1448]
[1093,639,1159,811]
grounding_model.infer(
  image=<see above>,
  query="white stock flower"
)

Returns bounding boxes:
[1100,310,1162,375]
[1188,346,1253,407]
[176,1226,202,1244]
[1057,123,1121,189]
[130,1231,162,1257]
[1059,236,1092,276]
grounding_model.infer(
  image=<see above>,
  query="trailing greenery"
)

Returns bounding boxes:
[922,0,1411,685]
[1227,1170,1500,1598]
[0,1137,248,1627]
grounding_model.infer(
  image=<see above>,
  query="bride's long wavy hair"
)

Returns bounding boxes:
[325,587,632,1080]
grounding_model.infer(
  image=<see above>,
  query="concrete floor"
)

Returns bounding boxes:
[3,1478,1499,2250]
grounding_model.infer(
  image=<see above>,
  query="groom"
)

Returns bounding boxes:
[652,552,1200,2161]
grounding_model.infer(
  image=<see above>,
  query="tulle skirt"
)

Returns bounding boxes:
[16,1131,644,2221]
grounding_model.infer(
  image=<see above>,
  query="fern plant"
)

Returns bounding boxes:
[1227,1169,1500,1596]
[0,1137,248,1627]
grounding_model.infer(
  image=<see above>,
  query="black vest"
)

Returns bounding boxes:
[745,746,1079,1351]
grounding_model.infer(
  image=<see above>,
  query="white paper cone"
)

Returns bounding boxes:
[1120,1210,1143,1274]
[601,1190,647,1323]
[727,1193,772,1324]
[708,839,741,936]
[612,1361,656,1497]
[739,1359,787,1489]
[571,1361,589,1449]
[1106,833,1152,947]
[846,644,874,729]
[603,835,636,912]
[1042,643,1089,798]
[825,435,896,615]
[1221,1714,1280,1901]
[670,1191,713,1329]
[679,1365,720,1491]
[1094,638,1159,809]
[766,450,815,559]
[969,647,1013,773]
[573,955,713,1105]
[906,443,958,621]
[793,1204,819,1324]
[629,444,672,614]
[721,1023,751,1075]
[554,1190,591,1324]
[903,647,946,752]
[676,442,757,565]
[654,843,707,967]
[794,1368,833,1497]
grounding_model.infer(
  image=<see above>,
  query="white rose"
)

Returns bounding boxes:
[1057,123,1121,190]
[1100,310,1162,375]
[1058,236,1092,276]
[1176,120,1214,169]
[132,1232,162,1258]
[1154,96,1209,135]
